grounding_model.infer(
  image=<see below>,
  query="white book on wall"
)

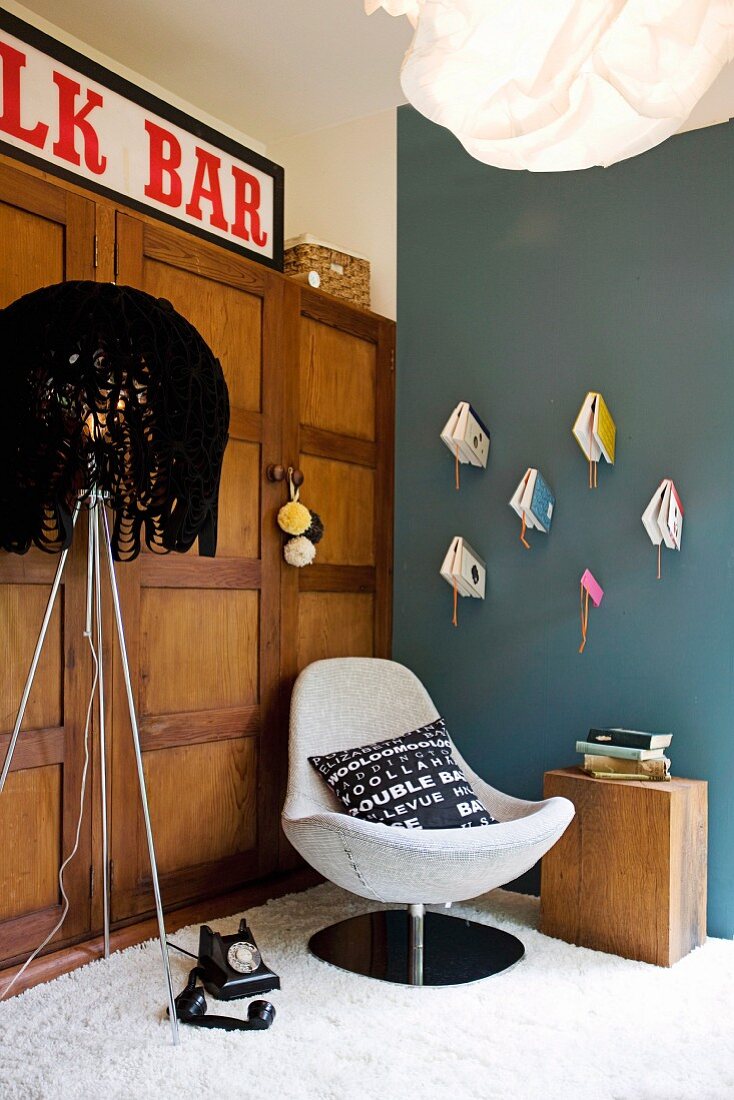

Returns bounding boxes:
[642,478,684,551]
[440,404,463,453]
[663,481,684,550]
[642,477,684,578]
[440,401,490,468]
[509,468,538,528]
[642,478,668,545]
[456,539,486,599]
[440,536,486,599]
[440,536,472,596]
[658,481,675,548]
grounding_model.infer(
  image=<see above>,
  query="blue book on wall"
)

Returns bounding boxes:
[528,470,555,532]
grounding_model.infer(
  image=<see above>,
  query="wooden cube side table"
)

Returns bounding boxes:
[539,768,707,966]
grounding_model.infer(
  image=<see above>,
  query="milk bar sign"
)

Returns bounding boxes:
[0,12,284,269]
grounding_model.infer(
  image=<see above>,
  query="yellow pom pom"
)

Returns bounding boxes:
[277,500,311,536]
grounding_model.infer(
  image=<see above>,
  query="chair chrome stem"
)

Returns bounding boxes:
[408,903,425,986]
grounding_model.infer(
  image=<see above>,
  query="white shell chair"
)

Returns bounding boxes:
[282,658,575,986]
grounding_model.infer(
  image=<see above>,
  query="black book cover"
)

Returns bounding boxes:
[587,727,672,750]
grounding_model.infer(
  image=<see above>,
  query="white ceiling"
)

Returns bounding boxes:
[12,1,734,148]
[15,0,413,145]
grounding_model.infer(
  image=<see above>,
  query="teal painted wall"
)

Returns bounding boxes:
[395,105,734,936]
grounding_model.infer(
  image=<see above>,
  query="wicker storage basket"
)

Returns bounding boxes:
[284,235,370,309]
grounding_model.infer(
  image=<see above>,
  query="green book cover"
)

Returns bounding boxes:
[576,740,665,761]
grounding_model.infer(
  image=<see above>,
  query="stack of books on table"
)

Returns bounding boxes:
[575,728,672,781]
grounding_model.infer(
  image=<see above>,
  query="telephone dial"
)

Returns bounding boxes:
[172,918,280,1032]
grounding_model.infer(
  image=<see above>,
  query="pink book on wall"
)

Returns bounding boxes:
[579,569,603,654]
[580,569,604,607]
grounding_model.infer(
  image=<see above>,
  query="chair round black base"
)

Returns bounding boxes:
[309,909,525,987]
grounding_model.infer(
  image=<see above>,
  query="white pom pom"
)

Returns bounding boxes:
[284,535,316,567]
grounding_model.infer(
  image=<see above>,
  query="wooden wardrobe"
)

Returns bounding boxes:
[0,154,394,981]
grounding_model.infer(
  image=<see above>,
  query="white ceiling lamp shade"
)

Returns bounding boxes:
[365,0,421,22]
[365,1,734,170]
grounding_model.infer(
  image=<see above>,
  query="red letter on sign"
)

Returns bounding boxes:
[185,148,228,231]
[231,167,267,248]
[52,73,107,174]
[144,120,182,207]
[0,42,49,148]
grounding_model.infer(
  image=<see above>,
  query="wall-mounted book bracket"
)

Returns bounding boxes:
[572,391,616,489]
[440,402,490,489]
[440,537,485,626]
[642,478,683,579]
[579,569,603,653]
[509,468,555,549]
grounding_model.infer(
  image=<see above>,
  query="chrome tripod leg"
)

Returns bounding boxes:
[99,506,179,1045]
[92,502,111,958]
[0,504,82,793]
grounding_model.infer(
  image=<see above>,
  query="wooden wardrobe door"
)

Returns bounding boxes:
[109,212,284,920]
[0,160,96,964]
[279,284,395,867]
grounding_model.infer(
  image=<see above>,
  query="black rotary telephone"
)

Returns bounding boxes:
[173,918,280,1032]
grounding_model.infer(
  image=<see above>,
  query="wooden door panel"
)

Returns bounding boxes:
[145,738,258,874]
[0,584,63,733]
[0,205,64,305]
[138,432,261,563]
[297,593,375,668]
[144,256,263,412]
[300,318,376,440]
[299,456,375,566]
[0,765,62,923]
[139,589,259,715]
[284,290,394,675]
[218,441,261,558]
[0,159,96,966]
[111,211,284,919]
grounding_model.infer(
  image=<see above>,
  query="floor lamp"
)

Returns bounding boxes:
[0,281,230,1045]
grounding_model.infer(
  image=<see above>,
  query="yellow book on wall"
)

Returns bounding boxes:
[594,395,616,464]
[572,391,616,487]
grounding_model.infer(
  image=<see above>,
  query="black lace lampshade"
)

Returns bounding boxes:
[0,281,229,561]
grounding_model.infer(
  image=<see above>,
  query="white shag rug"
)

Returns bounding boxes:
[1,883,733,1100]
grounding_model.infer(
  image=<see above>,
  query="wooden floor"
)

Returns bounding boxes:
[0,867,322,999]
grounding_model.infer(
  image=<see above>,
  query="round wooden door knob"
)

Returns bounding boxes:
[266,464,286,482]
